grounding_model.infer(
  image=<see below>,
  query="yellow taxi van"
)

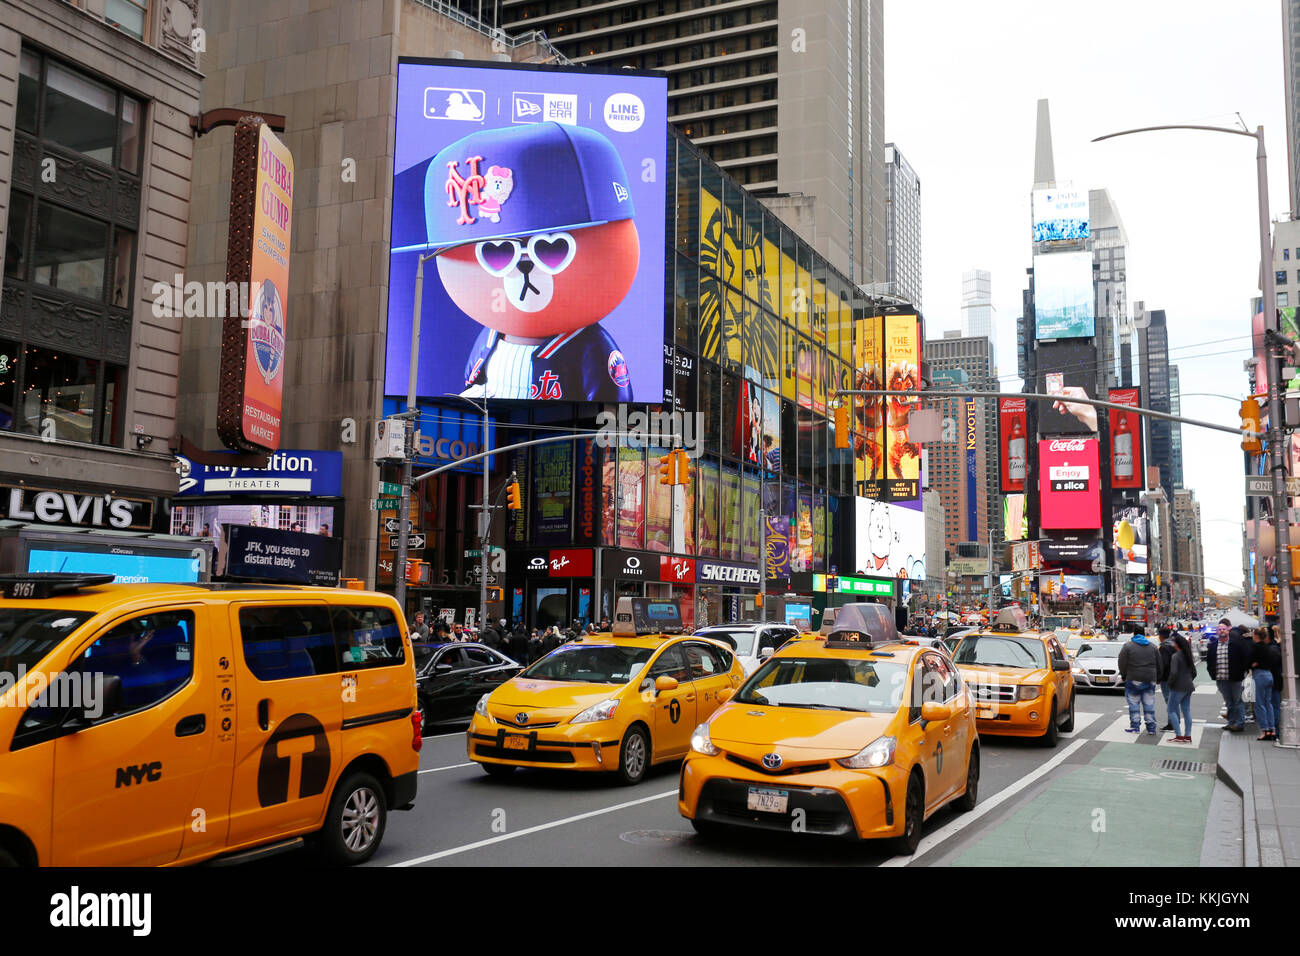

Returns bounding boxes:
[0,573,420,866]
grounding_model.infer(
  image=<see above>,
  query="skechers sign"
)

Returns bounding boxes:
[175,451,342,497]
[697,560,762,586]
[1,485,153,530]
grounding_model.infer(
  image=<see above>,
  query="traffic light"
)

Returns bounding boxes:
[1290,547,1300,586]
[833,402,851,449]
[405,560,430,585]
[673,448,690,485]
[1241,397,1263,453]
[658,452,675,485]
[505,481,522,511]
[487,587,503,602]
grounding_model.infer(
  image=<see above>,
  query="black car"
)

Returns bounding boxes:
[414,642,523,732]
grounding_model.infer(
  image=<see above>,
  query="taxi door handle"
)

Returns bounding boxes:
[257,698,270,731]
[175,713,206,737]
[685,693,696,702]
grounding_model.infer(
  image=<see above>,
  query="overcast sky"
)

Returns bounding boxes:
[885,0,1288,598]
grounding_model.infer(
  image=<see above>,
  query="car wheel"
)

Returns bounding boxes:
[1040,700,1060,748]
[954,748,979,813]
[690,818,725,839]
[892,774,924,855]
[1061,692,1075,732]
[416,695,432,735]
[481,762,517,778]
[616,725,650,785]
[319,771,387,866]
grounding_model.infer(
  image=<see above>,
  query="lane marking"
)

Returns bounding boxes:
[389,789,678,866]
[880,737,1089,867]
[423,730,470,739]
[419,762,474,775]
[1060,711,1102,737]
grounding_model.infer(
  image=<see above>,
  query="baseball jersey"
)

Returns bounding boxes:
[463,326,634,402]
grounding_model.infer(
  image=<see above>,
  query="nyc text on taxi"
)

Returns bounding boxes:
[0,574,421,866]
[678,603,979,853]
[467,598,744,784]
[950,607,1075,746]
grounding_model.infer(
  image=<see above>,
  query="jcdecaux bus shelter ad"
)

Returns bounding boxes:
[386,59,668,403]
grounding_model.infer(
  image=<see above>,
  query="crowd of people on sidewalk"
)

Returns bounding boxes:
[1117,618,1285,744]
[405,612,615,666]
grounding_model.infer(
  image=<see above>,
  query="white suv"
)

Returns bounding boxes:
[692,623,801,675]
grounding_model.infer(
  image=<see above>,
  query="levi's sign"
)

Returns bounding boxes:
[1,485,153,530]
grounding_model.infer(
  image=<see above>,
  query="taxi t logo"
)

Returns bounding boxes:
[445,155,487,226]
[668,698,681,724]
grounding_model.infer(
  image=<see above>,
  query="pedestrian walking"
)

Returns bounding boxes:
[1269,625,1284,724]
[508,624,529,664]
[1156,626,1177,731]
[1166,633,1197,742]
[1118,628,1161,735]
[409,611,430,641]
[1207,619,1252,732]
[1251,627,1281,741]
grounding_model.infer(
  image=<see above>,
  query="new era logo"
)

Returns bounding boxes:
[513,94,543,120]
[513,92,578,125]
[612,181,629,202]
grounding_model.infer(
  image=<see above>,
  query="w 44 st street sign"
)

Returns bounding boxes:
[1245,476,1300,496]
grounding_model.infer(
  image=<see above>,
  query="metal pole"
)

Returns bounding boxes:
[987,525,994,613]
[480,399,489,637]
[759,505,767,623]
[396,253,432,614]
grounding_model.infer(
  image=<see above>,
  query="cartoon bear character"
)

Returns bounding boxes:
[867,501,893,572]
[478,165,513,223]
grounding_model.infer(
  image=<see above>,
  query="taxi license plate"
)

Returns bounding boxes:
[1094,676,1112,684]
[747,787,788,813]
[977,704,998,719]
[504,734,529,751]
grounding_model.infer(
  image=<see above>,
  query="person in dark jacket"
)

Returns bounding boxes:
[1167,633,1198,742]
[1118,631,1161,734]
[1269,626,1284,724]
[1207,620,1252,731]
[1251,628,1282,741]
[1156,626,1178,731]
[508,625,529,665]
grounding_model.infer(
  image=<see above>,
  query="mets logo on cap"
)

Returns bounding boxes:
[608,350,630,388]
[249,279,286,385]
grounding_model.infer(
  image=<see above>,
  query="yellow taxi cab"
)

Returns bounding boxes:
[0,573,420,867]
[467,597,744,784]
[678,603,979,855]
[950,607,1075,747]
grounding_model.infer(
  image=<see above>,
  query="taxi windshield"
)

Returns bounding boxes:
[0,608,92,673]
[1076,643,1122,659]
[521,644,655,684]
[953,634,1047,669]
[736,656,907,713]
[1042,617,1079,631]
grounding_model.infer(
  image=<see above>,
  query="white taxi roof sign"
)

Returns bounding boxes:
[612,597,684,637]
[991,606,1028,632]
[824,602,897,648]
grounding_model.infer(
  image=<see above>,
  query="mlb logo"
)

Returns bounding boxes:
[512,93,545,123]
[423,87,486,122]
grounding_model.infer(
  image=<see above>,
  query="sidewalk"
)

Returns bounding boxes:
[1216,724,1300,866]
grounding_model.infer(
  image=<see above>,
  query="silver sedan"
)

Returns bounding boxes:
[1071,641,1125,691]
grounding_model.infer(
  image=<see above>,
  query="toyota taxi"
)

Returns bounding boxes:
[949,607,1075,747]
[467,598,744,784]
[678,603,979,855]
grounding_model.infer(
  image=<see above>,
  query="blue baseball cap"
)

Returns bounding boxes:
[402,121,635,254]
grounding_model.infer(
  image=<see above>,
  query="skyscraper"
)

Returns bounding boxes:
[960,269,996,356]
[1139,309,1179,495]
[885,142,922,308]
[1169,365,1184,490]
[1283,0,1300,217]
[501,0,887,285]
[1090,188,1131,394]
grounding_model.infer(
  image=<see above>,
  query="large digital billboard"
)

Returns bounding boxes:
[1107,387,1144,489]
[386,59,668,402]
[1032,186,1090,242]
[853,496,926,580]
[855,314,919,502]
[998,397,1028,492]
[1039,438,1101,530]
[1038,340,1099,436]
[1033,251,1094,340]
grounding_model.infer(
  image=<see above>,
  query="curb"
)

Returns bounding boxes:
[1215,730,1259,867]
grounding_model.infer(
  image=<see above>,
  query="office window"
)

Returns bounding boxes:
[1286,248,1292,261]
[105,0,149,40]
[1278,270,1288,286]
[1280,292,1290,307]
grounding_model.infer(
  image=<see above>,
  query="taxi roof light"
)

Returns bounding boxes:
[611,596,684,637]
[822,602,898,649]
[0,573,116,600]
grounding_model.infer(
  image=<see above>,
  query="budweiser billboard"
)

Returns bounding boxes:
[1038,438,1101,530]
[998,397,1028,493]
[1107,387,1143,489]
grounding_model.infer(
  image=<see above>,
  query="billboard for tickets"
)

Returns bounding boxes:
[854,314,885,494]
[217,121,294,453]
[1107,387,1144,489]
[882,314,921,501]
[386,59,668,402]
[1038,438,1101,530]
[998,397,1028,492]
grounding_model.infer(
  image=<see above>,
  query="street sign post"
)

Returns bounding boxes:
[1246,475,1300,496]
[389,534,426,550]
[377,481,402,496]
[372,498,402,511]
[383,517,414,533]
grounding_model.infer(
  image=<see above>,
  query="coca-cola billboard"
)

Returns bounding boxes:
[998,397,1028,493]
[1107,388,1144,490]
[1038,438,1101,530]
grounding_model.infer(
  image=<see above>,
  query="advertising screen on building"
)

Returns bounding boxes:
[1107,387,1144,489]
[853,496,926,580]
[29,547,203,583]
[1003,494,1027,541]
[1032,186,1090,242]
[1039,573,1102,597]
[1114,506,1149,575]
[854,315,886,496]
[1038,340,1099,436]
[386,59,668,403]
[1039,438,1101,530]
[998,397,1028,492]
[1033,251,1094,340]
[965,397,978,538]
[883,314,921,501]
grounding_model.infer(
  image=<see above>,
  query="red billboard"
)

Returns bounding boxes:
[998,397,1028,493]
[1107,388,1143,489]
[1038,438,1101,530]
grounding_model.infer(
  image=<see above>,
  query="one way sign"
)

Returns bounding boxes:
[389,534,426,550]
[383,517,414,534]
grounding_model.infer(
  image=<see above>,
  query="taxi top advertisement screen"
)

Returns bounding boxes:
[386,59,668,404]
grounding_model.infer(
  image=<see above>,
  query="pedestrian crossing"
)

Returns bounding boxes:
[1193,684,1218,695]
[1060,711,1102,738]
[1092,713,1206,748]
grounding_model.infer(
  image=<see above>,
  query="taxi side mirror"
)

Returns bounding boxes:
[920,701,951,723]
[1053,660,1071,672]
[654,675,678,695]
[80,673,122,724]
[758,646,775,660]
[717,688,734,704]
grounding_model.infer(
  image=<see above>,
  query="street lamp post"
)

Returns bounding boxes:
[1095,122,1296,748]
[447,391,491,637]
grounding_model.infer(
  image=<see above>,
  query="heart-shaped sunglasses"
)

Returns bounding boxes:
[473,232,577,277]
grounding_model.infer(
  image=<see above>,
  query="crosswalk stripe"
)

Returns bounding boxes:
[1061,711,1102,737]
